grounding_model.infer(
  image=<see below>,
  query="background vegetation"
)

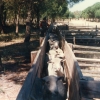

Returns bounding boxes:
[0,0,83,35]
[70,2,100,22]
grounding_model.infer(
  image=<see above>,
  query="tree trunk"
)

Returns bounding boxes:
[24,11,32,43]
[15,14,19,35]
[0,0,4,33]
[2,2,6,26]
[23,18,25,24]
[37,12,39,29]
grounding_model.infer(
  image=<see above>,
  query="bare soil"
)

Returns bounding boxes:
[0,31,39,100]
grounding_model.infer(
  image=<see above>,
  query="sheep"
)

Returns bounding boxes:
[47,58,65,77]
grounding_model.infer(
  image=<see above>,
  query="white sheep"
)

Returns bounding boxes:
[47,58,65,77]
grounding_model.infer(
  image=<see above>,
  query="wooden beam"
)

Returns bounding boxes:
[31,51,38,64]
[66,38,100,40]
[81,97,94,100]
[80,80,100,98]
[76,57,100,63]
[81,70,100,74]
[60,30,98,33]
[16,35,47,100]
[74,50,100,54]
[79,63,100,67]
[57,27,83,100]
[63,41,83,100]
[73,44,100,50]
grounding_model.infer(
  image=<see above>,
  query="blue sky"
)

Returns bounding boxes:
[69,0,100,12]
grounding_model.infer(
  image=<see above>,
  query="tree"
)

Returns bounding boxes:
[69,11,75,19]
[24,11,32,43]
[95,9,100,22]
[81,2,100,21]
[0,0,4,33]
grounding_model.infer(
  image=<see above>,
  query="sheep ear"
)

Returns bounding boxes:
[57,76,64,81]
[61,59,66,62]
[48,39,50,42]
[46,53,50,55]
[41,79,45,85]
[47,60,52,64]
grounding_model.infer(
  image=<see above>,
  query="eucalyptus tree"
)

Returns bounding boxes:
[69,11,75,19]
[0,0,5,33]
[39,0,68,21]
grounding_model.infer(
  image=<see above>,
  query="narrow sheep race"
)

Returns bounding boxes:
[16,24,100,100]
[16,25,69,100]
[29,32,67,100]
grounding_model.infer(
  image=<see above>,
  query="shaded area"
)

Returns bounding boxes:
[0,31,40,85]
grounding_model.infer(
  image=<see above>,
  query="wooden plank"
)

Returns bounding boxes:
[31,51,38,64]
[80,80,100,98]
[68,43,73,50]
[73,44,100,50]
[74,50,100,54]
[16,35,47,100]
[76,57,100,63]
[56,27,83,100]
[63,40,83,100]
[64,42,83,79]
[81,70,100,74]
[60,30,98,33]
[79,63,100,67]
[81,97,94,100]
[66,36,100,40]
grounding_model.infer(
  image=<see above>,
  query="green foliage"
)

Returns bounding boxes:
[81,2,100,19]
[73,11,82,19]
[1,0,84,22]
[40,0,68,19]
[69,11,75,18]
[95,9,100,19]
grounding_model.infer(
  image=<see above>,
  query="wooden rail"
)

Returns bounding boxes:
[80,80,100,98]
[76,57,100,63]
[16,34,48,100]
[60,30,100,45]
[74,50,100,54]
[72,44,100,99]
[73,44,100,50]
[57,28,83,100]
[60,30,98,34]
[57,27,100,100]
[79,63,100,67]
[17,25,100,100]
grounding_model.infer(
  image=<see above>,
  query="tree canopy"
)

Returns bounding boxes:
[1,0,84,20]
[0,0,84,33]
[81,2,100,20]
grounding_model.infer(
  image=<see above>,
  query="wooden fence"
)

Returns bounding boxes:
[16,25,100,100]
[57,26,100,100]
[57,28,83,100]
[16,34,48,100]
[59,30,100,45]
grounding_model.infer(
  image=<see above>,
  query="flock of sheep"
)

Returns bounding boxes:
[46,33,65,77]
[31,32,67,100]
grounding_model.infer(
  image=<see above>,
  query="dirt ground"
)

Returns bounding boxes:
[0,31,39,100]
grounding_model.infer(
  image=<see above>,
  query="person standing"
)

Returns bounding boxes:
[39,17,49,45]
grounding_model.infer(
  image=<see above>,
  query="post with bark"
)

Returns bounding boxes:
[15,13,19,35]
[24,11,32,43]
[0,54,2,70]
[0,0,4,33]
[24,11,32,59]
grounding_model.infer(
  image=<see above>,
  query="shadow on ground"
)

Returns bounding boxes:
[0,33,40,85]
